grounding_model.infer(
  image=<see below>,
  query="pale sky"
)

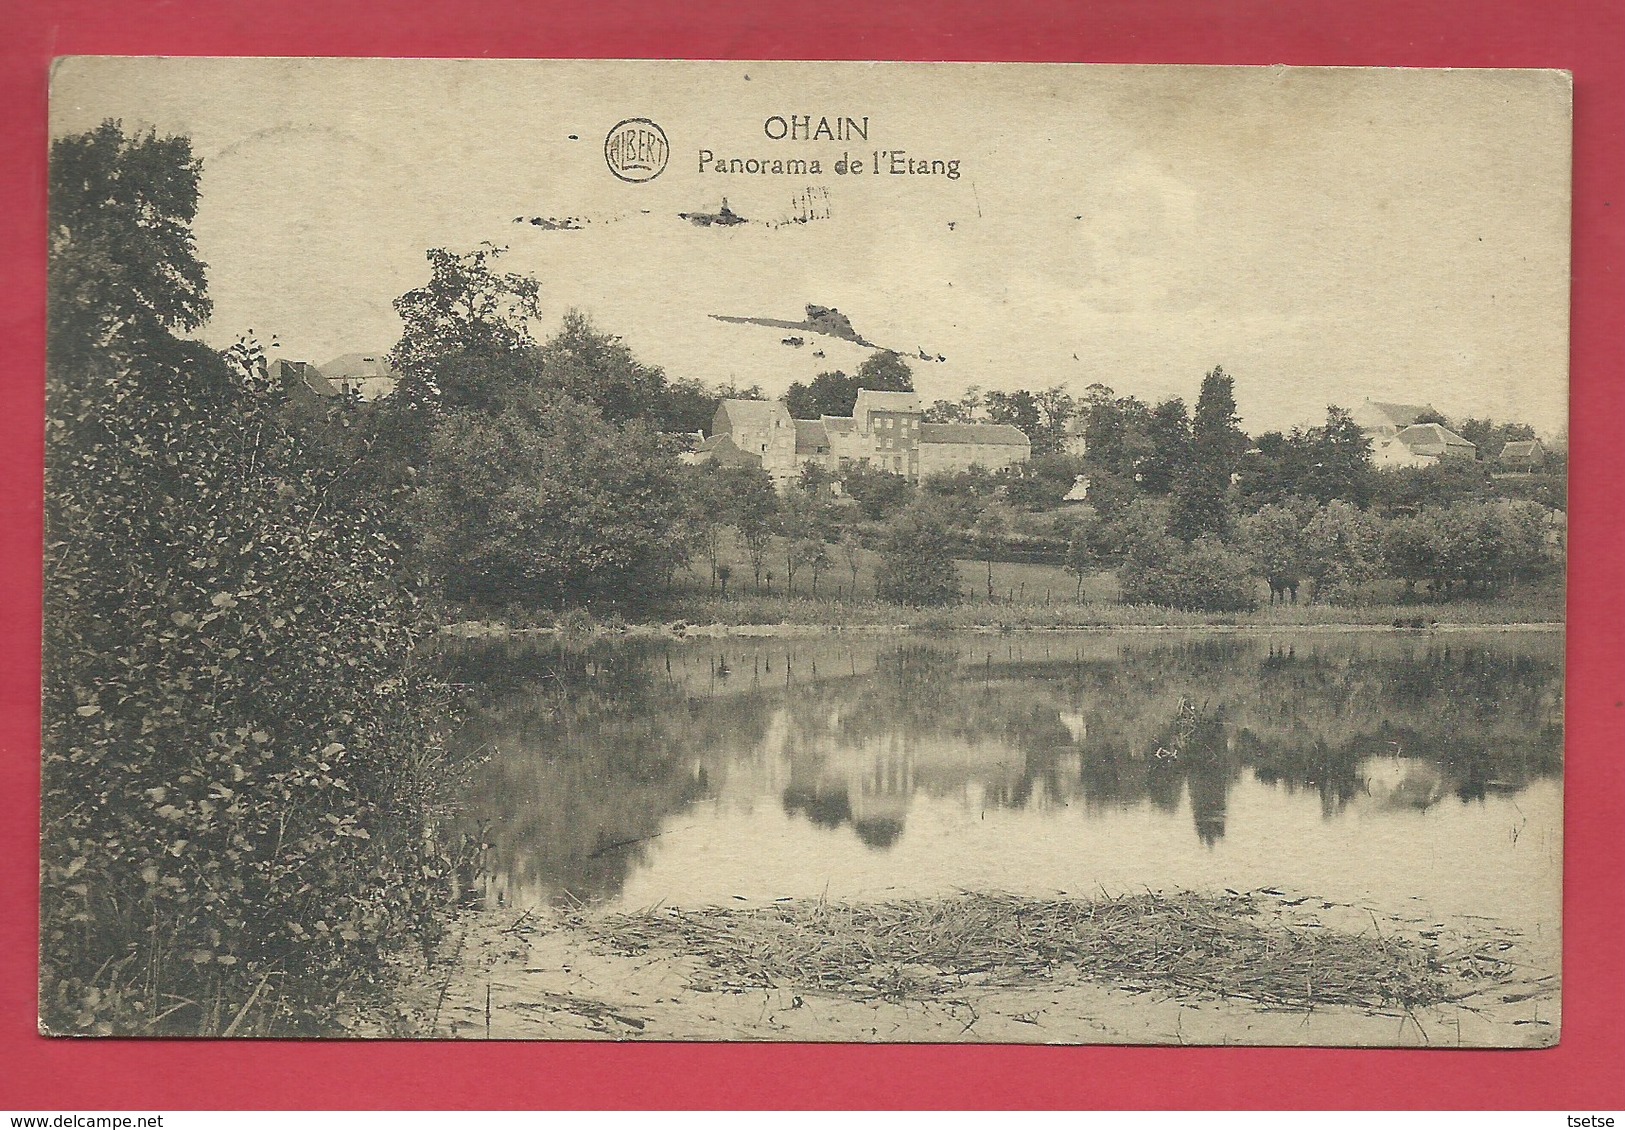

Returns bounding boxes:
[50,59,1572,436]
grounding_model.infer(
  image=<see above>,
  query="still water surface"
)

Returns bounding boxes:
[452,630,1562,939]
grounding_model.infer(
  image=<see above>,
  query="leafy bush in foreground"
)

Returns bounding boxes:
[43,121,459,1036]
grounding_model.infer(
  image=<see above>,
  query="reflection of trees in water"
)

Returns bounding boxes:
[445,639,772,905]
[767,639,1562,850]
[448,634,1564,897]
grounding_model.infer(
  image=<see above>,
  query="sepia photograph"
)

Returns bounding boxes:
[41,58,1570,1045]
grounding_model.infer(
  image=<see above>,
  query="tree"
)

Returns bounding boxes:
[839,527,865,599]
[998,452,1080,510]
[681,464,732,593]
[804,538,832,597]
[1170,366,1246,542]
[724,466,780,591]
[44,124,454,1035]
[1118,530,1258,612]
[855,350,914,392]
[414,393,687,606]
[1140,398,1192,495]
[1031,385,1079,457]
[973,505,1011,601]
[1302,500,1380,601]
[1242,502,1311,604]
[874,502,960,606]
[984,389,1042,438]
[785,370,858,419]
[1079,385,1155,480]
[48,120,211,370]
[389,244,541,385]
[777,488,834,597]
[1299,406,1375,507]
[842,465,913,519]
[1062,511,1109,601]
[537,310,674,426]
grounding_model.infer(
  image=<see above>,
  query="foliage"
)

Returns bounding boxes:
[1079,384,1155,480]
[855,349,915,392]
[777,488,837,597]
[1241,502,1311,605]
[1117,501,1258,612]
[841,465,914,520]
[48,120,211,370]
[1297,406,1376,508]
[997,452,1081,511]
[1380,500,1551,599]
[785,370,857,419]
[388,245,542,385]
[1302,500,1381,602]
[535,310,680,427]
[1371,459,1495,512]
[875,502,961,606]
[1140,398,1191,495]
[44,125,457,1034]
[1454,416,1537,462]
[1169,366,1246,543]
[1061,511,1111,600]
[414,393,687,607]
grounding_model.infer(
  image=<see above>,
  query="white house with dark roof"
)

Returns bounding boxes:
[1372,422,1478,467]
[1351,399,1437,438]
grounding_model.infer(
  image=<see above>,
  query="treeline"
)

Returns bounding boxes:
[348,248,1564,614]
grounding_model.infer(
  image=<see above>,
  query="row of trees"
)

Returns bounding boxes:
[1090,494,1554,613]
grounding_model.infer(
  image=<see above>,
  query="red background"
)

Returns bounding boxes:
[2,0,1621,1111]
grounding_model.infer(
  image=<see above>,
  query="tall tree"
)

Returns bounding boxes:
[1170,366,1246,542]
[875,501,960,606]
[983,389,1042,437]
[536,309,671,425]
[388,244,541,384]
[48,120,211,372]
[1141,397,1192,495]
[785,370,858,419]
[855,349,915,392]
[1300,405,1375,507]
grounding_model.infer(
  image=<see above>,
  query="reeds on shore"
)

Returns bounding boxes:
[594,891,1463,1010]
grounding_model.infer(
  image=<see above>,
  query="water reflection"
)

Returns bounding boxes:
[444,631,1563,909]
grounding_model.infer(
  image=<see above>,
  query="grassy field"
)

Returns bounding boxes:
[439,546,1560,635]
[627,542,1562,629]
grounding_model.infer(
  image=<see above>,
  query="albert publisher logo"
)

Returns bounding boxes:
[605,118,670,183]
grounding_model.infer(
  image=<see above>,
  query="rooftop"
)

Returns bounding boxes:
[920,422,1030,446]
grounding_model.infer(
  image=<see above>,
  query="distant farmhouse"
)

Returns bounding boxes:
[1352,399,1477,467]
[268,353,399,405]
[694,390,1031,488]
[1496,438,1547,472]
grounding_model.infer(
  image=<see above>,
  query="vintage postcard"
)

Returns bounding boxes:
[42,59,1568,1045]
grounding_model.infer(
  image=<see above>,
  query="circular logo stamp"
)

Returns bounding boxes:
[604,118,670,183]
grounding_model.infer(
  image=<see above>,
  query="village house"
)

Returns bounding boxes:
[268,353,399,405]
[1351,399,1436,438]
[1497,438,1547,472]
[697,390,1031,487]
[319,352,399,401]
[1372,422,1478,467]
[1352,399,1477,467]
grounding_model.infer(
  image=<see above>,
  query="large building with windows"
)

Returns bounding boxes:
[699,390,1030,487]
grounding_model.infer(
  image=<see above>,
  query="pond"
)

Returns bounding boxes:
[448,630,1562,947]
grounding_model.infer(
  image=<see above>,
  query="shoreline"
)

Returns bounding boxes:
[440,618,1565,643]
[388,889,1559,1046]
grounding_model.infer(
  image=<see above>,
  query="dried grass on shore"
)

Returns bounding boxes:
[594,891,1455,1010]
